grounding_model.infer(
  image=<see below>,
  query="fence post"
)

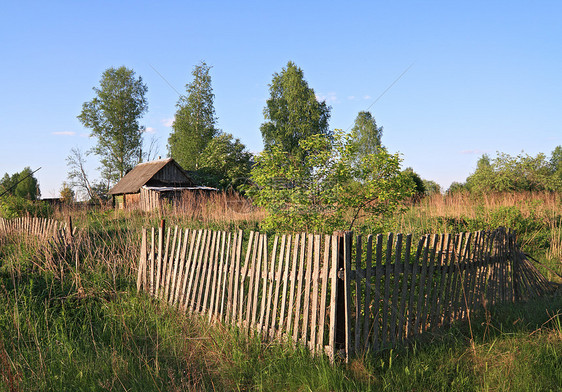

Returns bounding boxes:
[334,231,353,362]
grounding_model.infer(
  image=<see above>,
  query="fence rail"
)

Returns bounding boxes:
[137,222,553,361]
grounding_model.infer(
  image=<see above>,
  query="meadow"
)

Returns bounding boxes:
[0,192,561,391]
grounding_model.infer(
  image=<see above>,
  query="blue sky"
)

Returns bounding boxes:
[1,1,560,197]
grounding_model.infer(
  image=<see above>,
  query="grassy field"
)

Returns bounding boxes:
[1,192,561,391]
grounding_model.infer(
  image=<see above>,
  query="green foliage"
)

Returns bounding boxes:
[250,130,414,233]
[59,182,75,204]
[0,167,40,200]
[260,61,331,161]
[402,167,425,196]
[349,111,382,164]
[168,61,218,171]
[423,179,441,195]
[197,132,253,190]
[0,195,52,218]
[78,66,148,183]
[465,150,562,193]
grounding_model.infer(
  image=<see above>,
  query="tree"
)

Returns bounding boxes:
[350,111,383,163]
[423,179,442,195]
[59,182,75,204]
[78,66,148,184]
[197,132,253,190]
[402,167,425,196]
[260,61,331,160]
[66,147,96,201]
[168,62,218,171]
[250,130,414,233]
[0,167,40,200]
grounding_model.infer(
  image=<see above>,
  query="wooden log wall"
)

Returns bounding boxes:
[137,225,552,362]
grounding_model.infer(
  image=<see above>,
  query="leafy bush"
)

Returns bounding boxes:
[0,195,53,219]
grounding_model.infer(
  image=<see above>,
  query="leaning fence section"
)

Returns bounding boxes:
[0,216,66,239]
[136,223,343,359]
[136,224,552,361]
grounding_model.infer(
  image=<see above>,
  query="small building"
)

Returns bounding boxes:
[108,158,216,211]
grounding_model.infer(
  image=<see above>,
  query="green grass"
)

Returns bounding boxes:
[1,205,561,391]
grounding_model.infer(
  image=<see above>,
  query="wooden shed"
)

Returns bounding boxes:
[108,158,213,210]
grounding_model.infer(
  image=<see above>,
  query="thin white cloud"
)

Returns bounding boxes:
[347,96,356,100]
[316,92,338,104]
[363,95,372,100]
[162,117,174,127]
[52,131,76,136]
[145,127,156,134]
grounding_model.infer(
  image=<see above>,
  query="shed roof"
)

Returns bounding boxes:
[108,158,194,195]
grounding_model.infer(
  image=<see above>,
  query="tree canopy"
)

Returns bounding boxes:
[250,130,414,233]
[78,66,148,184]
[350,111,383,161]
[260,61,331,161]
[0,167,40,200]
[168,62,218,171]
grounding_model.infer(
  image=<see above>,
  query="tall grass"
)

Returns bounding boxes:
[1,193,561,391]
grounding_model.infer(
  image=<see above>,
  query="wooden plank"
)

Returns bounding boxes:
[327,233,339,362]
[228,231,243,324]
[218,232,231,321]
[239,231,256,326]
[160,225,172,299]
[371,234,383,351]
[270,235,286,338]
[317,235,331,353]
[173,228,190,306]
[186,230,204,313]
[354,234,362,354]
[441,234,456,325]
[150,227,156,295]
[155,221,165,297]
[396,234,412,344]
[381,233,393,347]
[263,235,278,336]
[420,234,438,333]
[197,230,217,314]
[137,227,147,293]
[248,233,262,330]
[428,234,445,330]
[413,235,430,336]
[309,234,321,352]
[286,234,300,338]
[389,233,403,345]
[278,234,292,338]
[292,234,307,343]
[164,226,179,302]
[236,231,253,325]
[343,232,353,361]
[362,235,373,352]
[434,234,450,327]
[208,231,223,321]
[168,227,182,303]
[257,234,269,333]
[202,231,218,314]
[302,234,314,346]
[179,230,197,308]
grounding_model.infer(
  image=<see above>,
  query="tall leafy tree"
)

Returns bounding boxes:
[0,167,40,200]
[168,62,217,170]
[197,132,253,190]
[350,111,383,158]
[78,66,148,184]
[260,61,331,160]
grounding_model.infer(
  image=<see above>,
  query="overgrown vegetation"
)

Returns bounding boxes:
[1,213,561,391]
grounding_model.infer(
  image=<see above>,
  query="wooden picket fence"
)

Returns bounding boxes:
[136,222,553,361]
[0,216,73,241]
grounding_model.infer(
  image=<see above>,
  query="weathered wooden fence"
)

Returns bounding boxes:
[136,222,552,361]
[0,216,72,240]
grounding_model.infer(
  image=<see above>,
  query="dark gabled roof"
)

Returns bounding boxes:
[108,158,193,195]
